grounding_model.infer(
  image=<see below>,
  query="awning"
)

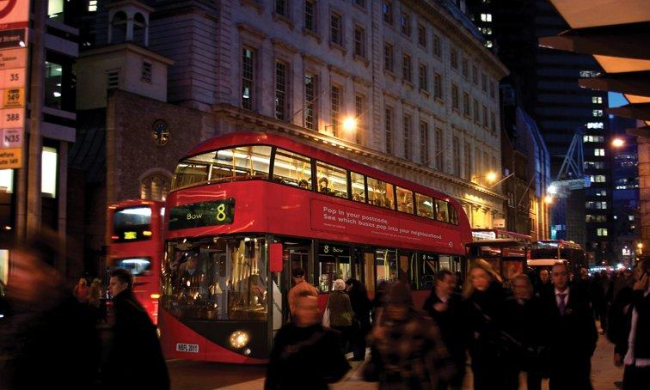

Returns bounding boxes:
[540,0,650,127]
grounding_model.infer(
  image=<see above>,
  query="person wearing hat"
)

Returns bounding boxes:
[288,267,318,318]
[366,281,454,388]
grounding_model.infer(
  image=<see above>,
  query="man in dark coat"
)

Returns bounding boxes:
[542,262,598,390]
[265,291,350,390]
[102,268,169,390]
[423,270,466,390]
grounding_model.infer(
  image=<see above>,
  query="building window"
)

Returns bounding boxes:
[584,135,605,142]
[463,92,470,116]
[45,61,63,109]
[276,0,288,17]
[589,175,607,183]
[490,81,496,99]
[242,48,255,110]
[464,142,472,179]
[451,84,459,110]
[473,98,480,122]
[594,148,605,156]
[453,136,460,176]
[419,64,428,91]
[305,74,318,130]
[417,24,426,47]
[141,61,152,83]
[480,13,492,22]
[383,2,393,25]
[355,94,364,144]
[472,65,478,85]
[384,42,394,73]
[482,105,488,127]
[305,0,316,32]
[42,147,58,198]
[433,34,441,57]
[275,61,288,121]
[400,13,411,36]
[402,53,412,82]
[450,48,458,69]
[462,58,469,78]
[435,128,443,170]
[597,228,608,237]
[587,122,604,129]
[354,25,366,57]
[592,96,602,104]
[420,121,429,165]
[140,173,170,201]
[490,111,496,133]
[434,73,442,99]
[481,73,487,92]
[88,0,98,12]
[385,107,394,154]
[404,114,412,160]
[331,84,341,136]
[330,13,342,45]
[355,0,366,7]
[593,109,603,117]
[106,69,119,91]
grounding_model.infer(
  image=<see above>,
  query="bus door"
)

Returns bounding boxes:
[362,250,376,298]
[277,239,311,324]
[316,242,352,293]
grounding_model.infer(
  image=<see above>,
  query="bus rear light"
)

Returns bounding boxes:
[111,235,119,240]
[143,230,152,237]
[150,293,160,299]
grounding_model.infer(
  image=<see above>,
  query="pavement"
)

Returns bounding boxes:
[215,326,624,390]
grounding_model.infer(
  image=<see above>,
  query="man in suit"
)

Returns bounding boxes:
[423,270,466,390]
[542,262,598,390]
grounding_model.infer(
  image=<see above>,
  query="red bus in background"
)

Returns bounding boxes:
[471,228,532,243]
[107,199,165,325]
[159,132,473,364]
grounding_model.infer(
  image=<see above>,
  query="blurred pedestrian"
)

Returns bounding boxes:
[534,268,553,298]
[463,259,508,390]
[265,291,350,390]
[345,278,372,361]
[73,277,90,304]
[288,267,318,318]
[541,262,597,390]
[502,274,545,390]
[423,270,466,390]
[101,268,169,390]
[372,280,389,322]
[87,278,104,322]
[1,235,101,390]
[366,281,454,389]
[327,279,355,352]
[611,258,650,390]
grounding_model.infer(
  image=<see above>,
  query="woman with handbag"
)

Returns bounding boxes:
[463,259,508,390]
[326,279,355,353]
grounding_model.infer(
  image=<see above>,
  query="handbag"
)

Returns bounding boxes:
[322,306,331,327]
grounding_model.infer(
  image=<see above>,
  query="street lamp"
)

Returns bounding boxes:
[612,137,625,148]
[326,115,357,137]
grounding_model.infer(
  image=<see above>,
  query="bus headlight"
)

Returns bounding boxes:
[229,331,249,349]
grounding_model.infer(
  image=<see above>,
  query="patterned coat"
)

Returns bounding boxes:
[368,308,455,389]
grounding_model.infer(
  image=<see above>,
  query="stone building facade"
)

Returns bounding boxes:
[73,0,510,274]
[134,0,507,226]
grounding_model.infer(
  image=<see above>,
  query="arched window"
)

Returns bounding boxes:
[111,11,128,43]
[133,12,147,45]
[140,172,171,201]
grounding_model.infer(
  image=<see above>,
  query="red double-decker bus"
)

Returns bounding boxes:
[159,132,472,363]
[107,199,165,325]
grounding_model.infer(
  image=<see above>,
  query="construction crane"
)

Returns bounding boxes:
[548,128,591,197]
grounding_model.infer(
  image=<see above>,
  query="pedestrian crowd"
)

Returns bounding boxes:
[270,260,649,390]
[0,233,169,390]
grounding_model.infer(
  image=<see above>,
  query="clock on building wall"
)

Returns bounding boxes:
[152,119,170,146]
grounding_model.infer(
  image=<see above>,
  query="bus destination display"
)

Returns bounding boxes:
[169,199,235,230]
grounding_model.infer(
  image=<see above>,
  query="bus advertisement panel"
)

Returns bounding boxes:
[159,132,473,364]
[107,199,165,325]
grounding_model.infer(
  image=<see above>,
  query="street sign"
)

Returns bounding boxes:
[0,147,21,169]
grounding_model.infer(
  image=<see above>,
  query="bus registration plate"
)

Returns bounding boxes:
[176,343,199,353]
